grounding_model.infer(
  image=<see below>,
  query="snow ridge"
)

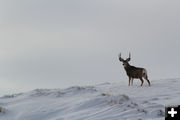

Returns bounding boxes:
[1,78,180,120]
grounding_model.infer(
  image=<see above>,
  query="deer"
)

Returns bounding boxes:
[118,53,150,87]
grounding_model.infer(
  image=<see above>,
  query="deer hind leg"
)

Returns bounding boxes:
[144,75,151,86]
[139,77,144,86]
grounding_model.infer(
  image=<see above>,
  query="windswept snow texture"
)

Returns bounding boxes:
[0,78,180,120]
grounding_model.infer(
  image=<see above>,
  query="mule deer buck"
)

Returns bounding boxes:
[118,53,150,86]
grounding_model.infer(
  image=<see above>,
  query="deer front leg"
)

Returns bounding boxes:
[131,78,133,86]
[128,77,131,86]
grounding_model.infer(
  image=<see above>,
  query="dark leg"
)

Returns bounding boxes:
[139,78,144,86]
[145,76,151,86]
[128,77,131,86]
[131,78,133,86]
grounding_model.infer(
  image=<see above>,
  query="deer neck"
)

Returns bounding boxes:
[124,63,131,71]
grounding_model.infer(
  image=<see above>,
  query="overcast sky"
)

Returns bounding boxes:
[0,0,180,95]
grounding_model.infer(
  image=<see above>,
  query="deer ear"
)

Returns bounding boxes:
[126,58,130,61]
[119,57,124,61]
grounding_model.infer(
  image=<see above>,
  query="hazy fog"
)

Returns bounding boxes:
[0,0,180,95]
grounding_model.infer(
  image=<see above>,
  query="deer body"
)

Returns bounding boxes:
[119,53,150,86]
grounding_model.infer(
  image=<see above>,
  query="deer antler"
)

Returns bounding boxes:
[118,53,124,61]
[129,52,131,59]
[126,52,131,61]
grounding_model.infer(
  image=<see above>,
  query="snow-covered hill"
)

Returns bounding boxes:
[0,78,180,120]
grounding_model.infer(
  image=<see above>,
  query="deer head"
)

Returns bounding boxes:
[118,53,131,68]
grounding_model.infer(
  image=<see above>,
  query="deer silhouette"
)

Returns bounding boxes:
[118,53,150,86]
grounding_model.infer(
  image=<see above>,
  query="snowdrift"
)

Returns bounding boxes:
[0,78,180,120]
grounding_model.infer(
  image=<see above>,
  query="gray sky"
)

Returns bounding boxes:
[0,0,180,95]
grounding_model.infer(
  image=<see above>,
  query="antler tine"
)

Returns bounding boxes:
[118,53,124,61]
[118,53,121,58]
[129,52,131,59]
[125,52,131,61]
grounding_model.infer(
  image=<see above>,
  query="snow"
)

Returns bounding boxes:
[0,78,180,120]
